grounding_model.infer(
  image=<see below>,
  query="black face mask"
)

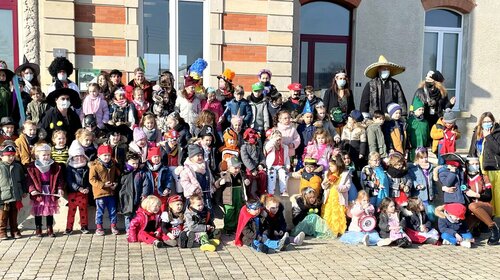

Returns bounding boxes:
[426,82,434,89]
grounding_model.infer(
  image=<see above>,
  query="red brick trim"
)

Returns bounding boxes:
[231,75,259,93]
[421,0,476,14]
[223,14,267,32]
[299,0,361,9]
[222,45,267,62]
[75,4,126,24]
[75,38,126,56]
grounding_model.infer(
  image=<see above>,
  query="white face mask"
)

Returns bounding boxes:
[380,70,390,80]
[59,100,71,109]
[57,73,67,81]
[24,74,34,82]
[336,80,346,88]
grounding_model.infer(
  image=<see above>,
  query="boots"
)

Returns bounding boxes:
[488,223,499,245]
[46,226,56,238]
[0,209,8,240]
[35,226,43,238]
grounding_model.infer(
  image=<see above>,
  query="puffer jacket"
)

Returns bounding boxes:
[0,162,26,204]
[176,158,214,198]
[240,142,265,172]
[408,163,437,202]
[436,166,465,205]
[430,117,461,154]
[249,98,270,132]
[276,123,300,157]
[127,207,162,243]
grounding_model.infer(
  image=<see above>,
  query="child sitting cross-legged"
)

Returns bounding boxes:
[290,187,333,239]
[436,203,474,248]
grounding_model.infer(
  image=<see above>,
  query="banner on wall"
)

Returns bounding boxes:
[78,69,101,91]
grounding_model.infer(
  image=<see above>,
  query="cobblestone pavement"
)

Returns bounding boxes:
[0,230,499,280]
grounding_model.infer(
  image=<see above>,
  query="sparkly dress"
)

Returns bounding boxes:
[30,171,59,216]
[321,173,347,236]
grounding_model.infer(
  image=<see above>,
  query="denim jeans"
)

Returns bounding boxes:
[441,232,473,245]
[95,196,117,226]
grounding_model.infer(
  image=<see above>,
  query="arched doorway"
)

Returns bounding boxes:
[299,1,352,89]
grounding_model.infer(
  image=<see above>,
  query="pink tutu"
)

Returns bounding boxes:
[30,184,59,216]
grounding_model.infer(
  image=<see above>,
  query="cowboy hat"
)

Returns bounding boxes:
[15,55,40,77]
[46,88,82,108]
[364,55,405,79]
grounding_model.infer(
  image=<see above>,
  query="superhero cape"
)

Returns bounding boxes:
[234,205,258,247]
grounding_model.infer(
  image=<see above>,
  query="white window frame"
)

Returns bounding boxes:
[140,0,210,89]
[424,11,463,110]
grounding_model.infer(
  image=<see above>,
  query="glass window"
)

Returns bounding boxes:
[143,0,170,80]
[300,2,350,36]
[300,41,308,87]
[0,9,14,68]
[423,9,463,108]
[178,1,203,85]
[425,9,462,28]
[314,43,347,89]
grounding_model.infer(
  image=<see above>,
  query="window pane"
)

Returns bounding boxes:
[425,9,462,28]
[0,9,14,69]
[423,32,438,78]
[300,2,350,36]
[442,33,458,89]
[314,43,347,89]
[143,0,169,80]
[300,41,308,87]
[178,1,203,85]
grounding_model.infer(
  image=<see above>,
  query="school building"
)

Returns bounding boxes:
[1,0,498,150]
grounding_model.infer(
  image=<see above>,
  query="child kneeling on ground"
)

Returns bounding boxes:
[128,195,170,248]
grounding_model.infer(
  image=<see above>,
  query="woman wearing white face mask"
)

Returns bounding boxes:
[40,88,82,143]
[359,55,407,118]
[15,56,40,93]
[46,57,81,100]
[322,70,355,133]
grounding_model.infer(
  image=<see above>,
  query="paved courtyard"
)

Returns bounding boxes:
[0,230,499,280]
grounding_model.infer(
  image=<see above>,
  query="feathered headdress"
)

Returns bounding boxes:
[188,58,208,80]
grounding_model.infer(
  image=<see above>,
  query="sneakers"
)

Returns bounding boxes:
[200,243,216,252]
[460,239,472,248]
[258,243,269,254]
[81,227,90,234]
[277,232,289,251]
[293,232,305,246]
[111,224,119,235]
[396,238,412,248]
[64,229,73,235]
[186,232,196,248]
[377,238,392,247]
[442,239,452,245]
[281,192,289,197]
[209,239,220,246]
[153,240,166,248]
[95,227,105,236]
[362,234,369,246]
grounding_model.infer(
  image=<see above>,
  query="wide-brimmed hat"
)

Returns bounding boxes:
[46,88,82,108]
[364,55,405,79]
[442,153,466,167]
[0,61,15,82]
[15,55,40,77]
[0,117,15,126]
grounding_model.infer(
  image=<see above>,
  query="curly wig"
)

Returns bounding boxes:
[48,57,74,77]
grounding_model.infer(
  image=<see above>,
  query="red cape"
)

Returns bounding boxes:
[234,205,258,247]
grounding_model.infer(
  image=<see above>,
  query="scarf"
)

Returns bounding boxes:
[147,161,162,172]
[133,100,149,111]
[68,159,87,169]
[25,134,38,146]
[185,93,195,103]
[124,162,136,173]
[98,158,114,169]
[83,94,103,115]
[185,158,206,174]
[143,127,158,141]
[249,94,264,104]
[35,159,54,173]
[113,98,128,108]
[387,166,407,178]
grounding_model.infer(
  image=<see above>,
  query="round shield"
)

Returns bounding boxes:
[359,215,376,232]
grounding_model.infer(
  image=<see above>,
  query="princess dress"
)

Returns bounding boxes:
[321,173,347,236]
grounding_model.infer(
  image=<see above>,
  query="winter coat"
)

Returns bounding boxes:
[224,98,252,128]
[386,168,412,198]
[26,101,49,124]
[214,171,248,206]
[27,163,64,201]
[290,194,323,226]
[128,207,162,243]
[430,118,461,154]
[407,115,429,160]
[39,107,82,143]
[383,119,407,155]
[201,99,224,132]
[264,140,290,169]
[175,95,201,129]
[481,125,500,171]
[240,142,265,172]
[322,88,355,120]
[404,210,432,231]
[408,163,436,202]
[174,122,192,165]
[241,217,260,246]
[261,203,287,240]
[378,212,405,239]
[145,164,173,195]
[249,98,270,132]
[304,143,333,171]
[437,166,466,205]
[119,167,153,215]
[366,121,387,158]
[80,96,110,128]
[15,133,35,166]
[0,162,26,204]
[276,123,300,157]
[435,205,469,236]
[89,160,120,199]
[109,102,137,128]
[66,165,89,193]
[341,124,367,167]
[411,86,453,127]
[184,207,214,233]
[176,159,214,198]
[360,77,407,117]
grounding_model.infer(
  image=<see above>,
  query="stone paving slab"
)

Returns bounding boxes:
[1,231,500,279]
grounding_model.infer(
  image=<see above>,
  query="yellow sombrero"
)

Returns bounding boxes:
[364,55,405,79]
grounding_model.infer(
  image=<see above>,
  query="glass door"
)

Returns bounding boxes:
[0,0,18,68]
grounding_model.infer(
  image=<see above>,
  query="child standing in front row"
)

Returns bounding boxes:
[89,144,120,236]
[340,190,380,246]
[27,143,64,238]
[321,154,351,237]
[264,129,290,196]
[65,145,90,235]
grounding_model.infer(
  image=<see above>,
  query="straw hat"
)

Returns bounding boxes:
[364,55,405,79]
